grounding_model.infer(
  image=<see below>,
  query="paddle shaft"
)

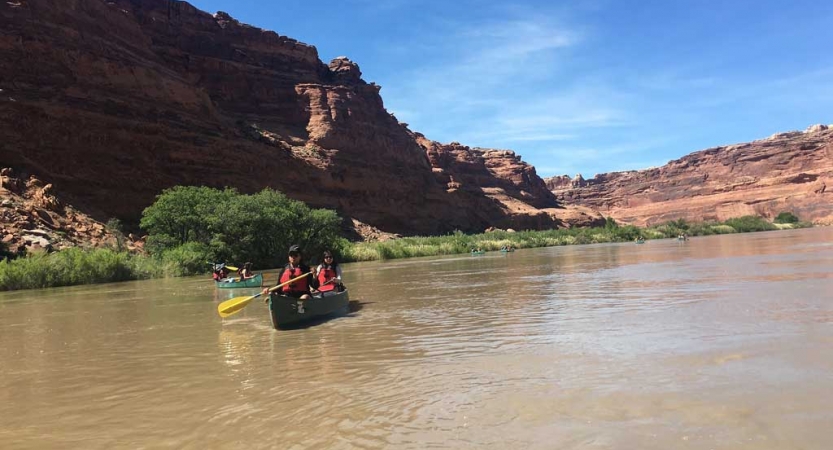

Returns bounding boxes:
[208,262,239,271]
[217,271,312,318]
[268,270,313,293]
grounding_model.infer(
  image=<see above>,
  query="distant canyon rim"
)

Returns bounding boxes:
[0,0,830,255]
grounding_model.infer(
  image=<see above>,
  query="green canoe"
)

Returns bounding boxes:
[268,289,349,329]
[215,273,263,289]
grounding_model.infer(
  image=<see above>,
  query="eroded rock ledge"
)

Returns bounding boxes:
[545,125,833,226]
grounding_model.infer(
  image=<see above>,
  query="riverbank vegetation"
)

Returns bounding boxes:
[0,185,814,292]
[0,187,345,291]
[343,214,812,261]
[139,186,344,272]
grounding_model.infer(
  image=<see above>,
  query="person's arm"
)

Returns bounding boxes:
[308,266,318,290]
[335,265,343,280]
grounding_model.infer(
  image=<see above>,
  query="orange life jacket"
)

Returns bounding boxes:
[279,265,309,294]
[317,265,338,292]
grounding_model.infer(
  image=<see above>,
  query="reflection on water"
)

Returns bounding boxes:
[1,228,832,449]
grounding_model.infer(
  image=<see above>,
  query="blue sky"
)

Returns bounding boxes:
[188,0,833,178]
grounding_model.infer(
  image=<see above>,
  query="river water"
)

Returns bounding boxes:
[1,228,832,449]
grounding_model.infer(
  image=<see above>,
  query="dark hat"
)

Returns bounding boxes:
[288,244,301,254]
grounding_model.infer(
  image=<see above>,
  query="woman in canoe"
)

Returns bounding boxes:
[237,262,255,280]
[315,250,344,292]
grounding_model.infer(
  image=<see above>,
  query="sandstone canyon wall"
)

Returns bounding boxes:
[0,0,601,244]
[546,126,833,226]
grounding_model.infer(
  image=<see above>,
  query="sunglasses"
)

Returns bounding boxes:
[324,255,333,259]
[288,253,300,257]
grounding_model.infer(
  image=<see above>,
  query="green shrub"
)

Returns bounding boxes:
[710,224,737,234]
[723,216,776,233]
[159,242,214,276]
[774,212,800,224]
[141,187,344,269]
[0,240,11,261]
[0,248,148,291]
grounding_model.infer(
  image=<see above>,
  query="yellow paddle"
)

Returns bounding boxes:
[217,272,311,318]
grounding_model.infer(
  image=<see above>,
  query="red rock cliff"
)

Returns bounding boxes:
[418,136,602,230]
[0,0,596,237]
[546,126,833,226]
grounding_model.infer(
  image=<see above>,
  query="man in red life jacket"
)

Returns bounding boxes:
[263,245,316,300]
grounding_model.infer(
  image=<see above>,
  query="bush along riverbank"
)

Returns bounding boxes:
[0,203,813,291]
[0,186,347,291]
[342,215,813,261]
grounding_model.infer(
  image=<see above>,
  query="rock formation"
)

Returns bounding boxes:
[0,0,600,241]
[0,168,138,255]
[418,136,602,230]
[545,126,833,226]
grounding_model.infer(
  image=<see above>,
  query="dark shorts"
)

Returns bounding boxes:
[282,291,308,298]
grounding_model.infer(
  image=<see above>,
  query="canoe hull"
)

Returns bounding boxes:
[268,289,349,329]
[216,273,263,289]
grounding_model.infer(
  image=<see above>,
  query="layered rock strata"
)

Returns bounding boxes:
[0,0,599,238]
[546,126,833,226]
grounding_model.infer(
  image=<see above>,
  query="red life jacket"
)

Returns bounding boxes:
[279,265,309,294]
[317,265,338,292]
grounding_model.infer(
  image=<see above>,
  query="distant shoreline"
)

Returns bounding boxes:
[0,216,813,292]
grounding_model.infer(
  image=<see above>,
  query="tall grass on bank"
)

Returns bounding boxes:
[342,215,811,262]
[0,248,150,291]
[0,214,814,290]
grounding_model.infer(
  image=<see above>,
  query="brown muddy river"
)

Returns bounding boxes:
[1,228,832,449]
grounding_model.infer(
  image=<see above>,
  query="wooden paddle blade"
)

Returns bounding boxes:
[217,293,262,318]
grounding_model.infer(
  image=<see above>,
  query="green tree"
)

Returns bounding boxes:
[774,211,799,224]
[140,186,237,253]
[140,187,344,270]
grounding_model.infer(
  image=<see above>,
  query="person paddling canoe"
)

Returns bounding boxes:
[263,245,316,301]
